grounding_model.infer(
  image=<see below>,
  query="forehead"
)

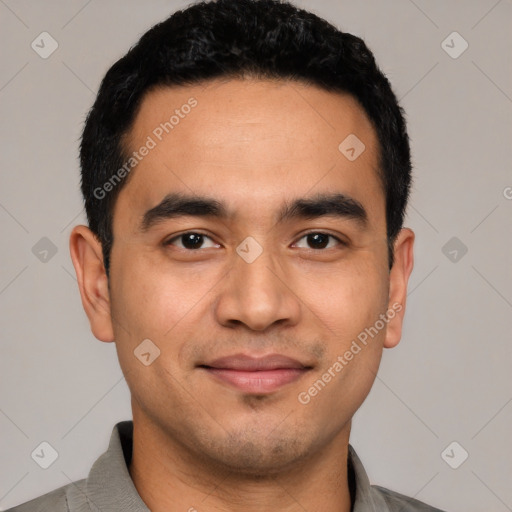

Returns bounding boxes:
[116,78,384,230]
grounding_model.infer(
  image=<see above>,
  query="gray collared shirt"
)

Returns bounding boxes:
[6,420,446,511]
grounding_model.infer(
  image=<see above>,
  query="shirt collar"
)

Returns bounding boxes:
[348,445,390,511]
[84,421,389,512]
[85,420,149,511]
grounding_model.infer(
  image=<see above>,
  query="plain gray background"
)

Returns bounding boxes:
[1,0,511,510]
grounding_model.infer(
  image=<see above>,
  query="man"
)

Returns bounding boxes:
[7,0,446,510]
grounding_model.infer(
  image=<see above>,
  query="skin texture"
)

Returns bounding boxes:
[70,78,414,512]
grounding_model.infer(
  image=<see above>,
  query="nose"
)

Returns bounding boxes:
[214,244,301,332]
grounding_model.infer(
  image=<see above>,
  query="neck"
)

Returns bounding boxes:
[128,412,353,512]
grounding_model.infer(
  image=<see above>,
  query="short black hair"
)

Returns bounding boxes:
[80,0,412,274]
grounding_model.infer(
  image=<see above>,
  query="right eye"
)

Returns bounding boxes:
[164,232,220,251]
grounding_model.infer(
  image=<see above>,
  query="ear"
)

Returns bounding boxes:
[69,225,114,342]
[384,228,415,349]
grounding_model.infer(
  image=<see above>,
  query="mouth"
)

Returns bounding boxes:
[198,353,313,394]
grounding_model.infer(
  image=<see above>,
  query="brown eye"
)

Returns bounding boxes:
[165,232,218,250]
[294,232,344,250]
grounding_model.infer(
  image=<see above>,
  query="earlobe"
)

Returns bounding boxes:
[69,225,115,342]
[384,228,415,349]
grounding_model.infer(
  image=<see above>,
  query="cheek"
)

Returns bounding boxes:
[297,257,388,339]
[109,252,220,342]
[296,263,387,426]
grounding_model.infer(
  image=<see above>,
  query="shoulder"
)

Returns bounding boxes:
[4,478,87,512]
[372,484,447,511]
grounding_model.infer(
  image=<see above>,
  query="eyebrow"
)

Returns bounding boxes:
[140,191,368,232]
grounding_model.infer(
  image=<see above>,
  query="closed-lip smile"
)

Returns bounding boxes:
[198,353,313,394]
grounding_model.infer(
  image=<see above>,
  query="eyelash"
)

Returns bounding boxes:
[163,231,347,251]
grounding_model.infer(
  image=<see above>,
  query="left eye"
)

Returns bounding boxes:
[293,232,344,250]
[165,232,219,250]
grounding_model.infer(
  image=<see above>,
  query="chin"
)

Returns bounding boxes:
[192,425,314,477]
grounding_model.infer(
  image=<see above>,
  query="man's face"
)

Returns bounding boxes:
[85,79,409,473]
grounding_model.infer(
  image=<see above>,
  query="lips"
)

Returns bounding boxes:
[198,353,312,394]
